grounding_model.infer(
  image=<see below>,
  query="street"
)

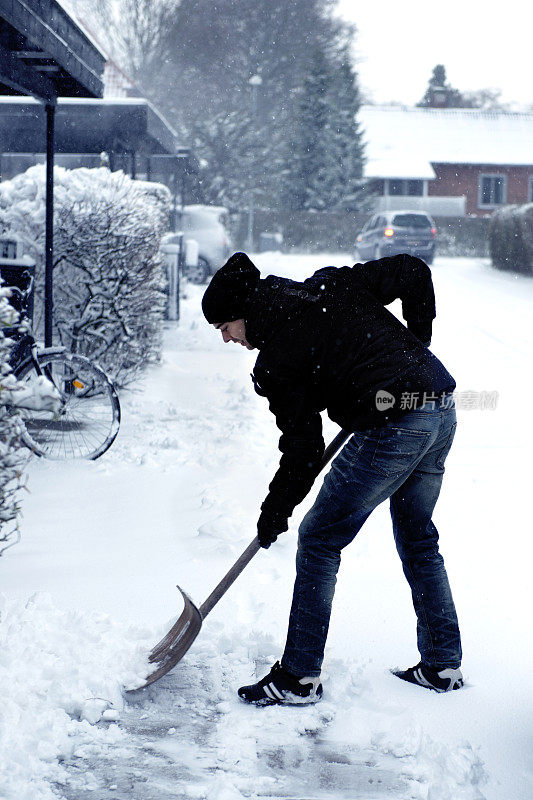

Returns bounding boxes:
[1,254,531,800]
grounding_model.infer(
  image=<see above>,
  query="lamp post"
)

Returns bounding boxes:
[247,74,262,251]
[44,101,56,348]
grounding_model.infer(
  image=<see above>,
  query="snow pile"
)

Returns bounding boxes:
[8,375,61,412]
[0,592,153,800]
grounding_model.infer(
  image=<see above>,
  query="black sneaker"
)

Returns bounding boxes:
[392,661,463,692]
[238,661,323,706]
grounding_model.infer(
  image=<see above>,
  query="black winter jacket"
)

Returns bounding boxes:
[244,255,456,519]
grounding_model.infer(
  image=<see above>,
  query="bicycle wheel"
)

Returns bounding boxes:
[15,352,121,460]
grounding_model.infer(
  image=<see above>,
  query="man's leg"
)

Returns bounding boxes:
[280,478,373,677]
[280,419,436,678]
[238,433,381,704]
[390,409,462,670]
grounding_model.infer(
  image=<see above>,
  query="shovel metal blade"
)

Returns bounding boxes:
[138,586,203,688]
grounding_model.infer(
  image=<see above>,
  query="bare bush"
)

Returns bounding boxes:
[0,289,26,555]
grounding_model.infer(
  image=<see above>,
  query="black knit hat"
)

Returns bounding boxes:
[201,252,260,324]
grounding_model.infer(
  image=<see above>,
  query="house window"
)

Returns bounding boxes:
[388,180,404,196]
[529,176,533,202]
[407,180,424,196]
[386,179,424,196]
[479,174,506,207]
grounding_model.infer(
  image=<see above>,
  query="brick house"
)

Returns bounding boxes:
[359,105,533,216]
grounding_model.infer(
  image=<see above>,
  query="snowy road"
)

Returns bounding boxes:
[1,255,531,800]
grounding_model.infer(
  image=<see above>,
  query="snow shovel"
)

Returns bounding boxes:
[138,428,351,688]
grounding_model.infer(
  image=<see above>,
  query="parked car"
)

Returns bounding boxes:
[355,210,437,264]
[162,205,232,284]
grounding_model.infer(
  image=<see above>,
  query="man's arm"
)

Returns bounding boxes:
[253,368,324,521]
[307,254,436,344]
[357,254,436,344]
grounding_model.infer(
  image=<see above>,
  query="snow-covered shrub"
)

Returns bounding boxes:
[0,167,171,384]
[0,288,26,555]
[489,203,533,274]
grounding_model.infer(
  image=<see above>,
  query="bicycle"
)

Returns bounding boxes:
[4,272,121,460]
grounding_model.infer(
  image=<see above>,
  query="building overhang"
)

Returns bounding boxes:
[0,97,185,157]
[0,0,104,102]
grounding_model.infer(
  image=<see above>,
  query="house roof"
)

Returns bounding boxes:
[360,105,533,180]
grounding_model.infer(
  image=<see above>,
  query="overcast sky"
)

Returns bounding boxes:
[336,1,532,109]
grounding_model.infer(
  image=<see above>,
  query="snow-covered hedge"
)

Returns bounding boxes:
[0,289,26,555]
[0,167,171,384]
[489,203,533,274]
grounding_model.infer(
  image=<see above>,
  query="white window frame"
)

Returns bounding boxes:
[478,173,507,208]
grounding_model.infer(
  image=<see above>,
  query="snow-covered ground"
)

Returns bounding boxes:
[1,255,531,800]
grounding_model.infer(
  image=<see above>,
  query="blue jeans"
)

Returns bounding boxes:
[281,396,461,677]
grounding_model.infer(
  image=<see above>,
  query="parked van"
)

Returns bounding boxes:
[163,205,232,284]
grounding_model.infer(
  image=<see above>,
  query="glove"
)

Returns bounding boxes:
[257,508,289,549]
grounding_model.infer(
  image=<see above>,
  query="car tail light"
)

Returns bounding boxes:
[431,227,436,237]
[356,235,362,243]
[384,227,394,237]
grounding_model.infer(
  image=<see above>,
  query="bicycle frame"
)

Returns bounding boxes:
[7,279,66,375]
[5,278,121,460]
[25,342,66,376]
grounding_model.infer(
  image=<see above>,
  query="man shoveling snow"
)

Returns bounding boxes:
[202,252,463,706]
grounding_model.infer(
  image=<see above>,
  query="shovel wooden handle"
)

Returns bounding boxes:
[199,428,350,619]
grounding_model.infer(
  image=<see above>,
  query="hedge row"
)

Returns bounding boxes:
[489,204,533,274]
[0,167,171,385]
[232,210,491,257]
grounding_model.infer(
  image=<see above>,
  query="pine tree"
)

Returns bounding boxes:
[191,110,270,210]
[418,64,466,108]
[418,65,509,111]
[283,44,365,212]
[324,46,365,210]
[284,47,331,211]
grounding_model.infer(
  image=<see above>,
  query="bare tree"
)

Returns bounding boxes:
[68,0,366,212]
[460,88,510,112]
[69,0,179,97]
